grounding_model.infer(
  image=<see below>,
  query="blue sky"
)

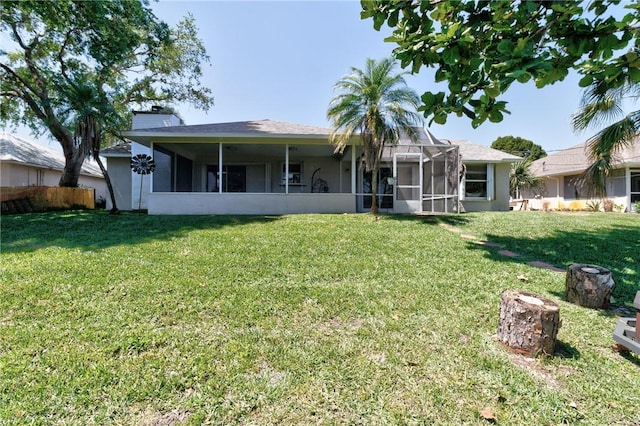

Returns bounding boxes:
[11,0,594,153]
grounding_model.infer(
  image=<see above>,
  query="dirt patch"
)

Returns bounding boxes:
[507,352,575,391]
[141,409,190,426]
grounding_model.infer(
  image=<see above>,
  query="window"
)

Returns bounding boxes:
[564,174,587,200]
[207,165,246,192]
[281,162,303,185]
[631,169,640,204]
[463,164,494,200]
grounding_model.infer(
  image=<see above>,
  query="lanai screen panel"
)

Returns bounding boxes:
[422,146,460,213]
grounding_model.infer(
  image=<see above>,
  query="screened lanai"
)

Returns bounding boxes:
[373,128,460,214]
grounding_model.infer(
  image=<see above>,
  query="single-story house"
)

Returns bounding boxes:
[0,132,107,200]
[522,139,640,212]
[101,110,520,215]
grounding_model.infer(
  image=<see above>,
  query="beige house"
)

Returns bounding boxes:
[101,111,519,215]
[523,139,640,212]
[0,132,107,200]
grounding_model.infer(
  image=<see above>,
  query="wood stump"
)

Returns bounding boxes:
[565,264,615,309]
[497,290,561,357]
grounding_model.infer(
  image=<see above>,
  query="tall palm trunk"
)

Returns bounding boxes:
[370,162,379,215]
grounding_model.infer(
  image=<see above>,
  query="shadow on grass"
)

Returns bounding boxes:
[1,210,282,253]
[464,225,640,306]
[619,350,640,367]
[383,213,471,227]
[554,340,581,359]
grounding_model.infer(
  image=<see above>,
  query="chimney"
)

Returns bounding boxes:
[131,108,181,130]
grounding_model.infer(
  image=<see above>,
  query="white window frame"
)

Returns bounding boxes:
[281,161,303,185]
[461,163,494,201]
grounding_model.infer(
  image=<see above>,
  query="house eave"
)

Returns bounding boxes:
[121,131,360,147]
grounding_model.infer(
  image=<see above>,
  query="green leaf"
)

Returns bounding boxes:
[497,39,514,55]
[422,92,436,108]
[442,46,460,65]
[484,84,500,98]
[433,111,447,124]
[578,74,594,87]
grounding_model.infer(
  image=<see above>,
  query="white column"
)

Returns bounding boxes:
[285,144,289,194]
[218,143,223,194]
[351,144,356,195]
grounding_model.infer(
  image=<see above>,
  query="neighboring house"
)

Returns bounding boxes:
[0,132,107,201]
[522,140,640,212]
[101,110,520,215]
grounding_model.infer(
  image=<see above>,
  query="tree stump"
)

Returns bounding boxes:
[565,264,615,309]
[497,290,561,357]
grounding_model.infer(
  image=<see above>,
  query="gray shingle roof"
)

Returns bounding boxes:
[0,132,103,177]
[101,141,131,156]
[530,137,640,177]
[127,119,333,136]
[448,139,522,163]
[120,119,521,163]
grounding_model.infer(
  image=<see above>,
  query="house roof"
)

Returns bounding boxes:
[101,141,132,157]
[114,120,521,163]
[0,132,103,177]
[123,119,336,145]
[449,139,522,163]
[530,138,640,177]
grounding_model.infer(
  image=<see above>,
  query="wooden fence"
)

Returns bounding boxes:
[1,186,95,214]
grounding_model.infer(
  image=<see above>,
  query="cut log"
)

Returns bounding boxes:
[497,290,561,357]
[565,264,615,309]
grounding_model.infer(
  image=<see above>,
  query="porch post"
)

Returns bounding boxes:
[444,148,448,213]
[626,166,631,211]
[149,142,154,193]
[218,143,223,194]
[430,154,435,213]
[351,144,356,195]
[285,144,289,194]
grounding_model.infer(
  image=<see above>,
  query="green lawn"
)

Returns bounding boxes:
[1,211,638,425]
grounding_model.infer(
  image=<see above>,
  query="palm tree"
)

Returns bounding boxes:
[510,158,540,199]
[571,76,640,197]
[327,57,422,214]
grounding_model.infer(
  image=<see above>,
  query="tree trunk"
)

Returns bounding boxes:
[56,128,84,188]
[370,162,379,215]
[497,289,561,357]
[58,155,84,187]
[565,264,615,309]
[93,151,119,213]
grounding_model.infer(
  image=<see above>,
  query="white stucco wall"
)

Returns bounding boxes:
[104,157,132,211]
[131,142,152,210]
[461,162,512,212]
[148,193,357,215]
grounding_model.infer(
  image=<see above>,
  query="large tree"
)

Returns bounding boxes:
[361,1,638,127]
[491,136,547,161]
[327,57,422,214]
[572,77,639,197]
[1,0,214,188]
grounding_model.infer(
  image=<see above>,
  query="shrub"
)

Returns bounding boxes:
[585,200,601,212]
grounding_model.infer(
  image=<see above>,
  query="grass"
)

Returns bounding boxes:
[1,211,639,425]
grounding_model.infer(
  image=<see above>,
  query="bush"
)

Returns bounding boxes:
[584,200,600,212]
